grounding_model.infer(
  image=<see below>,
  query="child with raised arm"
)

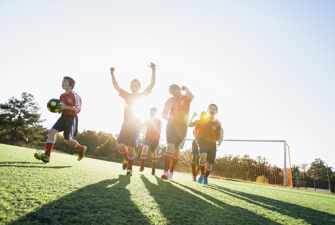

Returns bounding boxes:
[110,63,156,176]
[34,76,87,163]
[188,111,207,181]
[161,84,194,180]
[139,107,162,175]
[196,104,223,185]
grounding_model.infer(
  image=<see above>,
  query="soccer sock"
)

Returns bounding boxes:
[152,157,157,169]
[163,152,172,172]
[119,147,129,159]
[191,162,197,177]
[45,139,55,157]
[199,162,206,175]
[127,155,135,170]
[71,141,84,151]
[140,155,147,167]
[169,155,179,173]
[205,167,212,178]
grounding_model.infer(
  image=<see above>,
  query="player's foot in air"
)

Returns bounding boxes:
[34,153,50,163]
[168,170,173,181]
[198,174,205,184]
[192,175,197,182]
[161,171,168,180]
[126,169,132,176]
[78,146,87,161]
[139,166,144,172]
[122,159,128,170]
[151,168,155,175]
[203,178,208,185]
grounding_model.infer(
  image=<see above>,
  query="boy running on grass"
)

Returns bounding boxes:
[161,84,194,180]
[139,107,162,175]
[188,111,207,181]
[196,104,223,185]
[110,63,156,176]
[34,76,87,163]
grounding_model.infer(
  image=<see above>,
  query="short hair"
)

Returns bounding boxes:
[168,84,180,95]
[209,104,218,111]
[63,76,76,89]
[150,107,158,112]
[131,79,141,87]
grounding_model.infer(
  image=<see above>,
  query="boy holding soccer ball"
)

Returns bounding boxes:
[110,63,156,176]
[34,76,87,163]
[196,104,223,185]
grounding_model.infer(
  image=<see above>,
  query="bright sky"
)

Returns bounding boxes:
[1,0,334,169]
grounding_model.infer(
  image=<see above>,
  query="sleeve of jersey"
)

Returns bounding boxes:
[217,122,224,140]
[158,120,162,134]
[72,92,82,114]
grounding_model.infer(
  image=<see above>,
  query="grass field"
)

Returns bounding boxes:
[0,144,335,225]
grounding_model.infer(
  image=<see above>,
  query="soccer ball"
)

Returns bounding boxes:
[47,98,63,113]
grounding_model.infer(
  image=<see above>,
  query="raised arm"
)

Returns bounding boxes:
[181,86,194,101]
[110,67,122,93]
[146,62,156,91]
[188,112,197,127]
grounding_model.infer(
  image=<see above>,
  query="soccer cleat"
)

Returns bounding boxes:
[192,176,197,182]
[34,153,50,163]
[203,178,208,185]
[168,170,173,181]
[151,168,155,175]
[161,171,168,180]
[122,159,128,170]
[126,169,132,176]
[78,146,87,161]
[198,174,205,184]
[139,166,144,172]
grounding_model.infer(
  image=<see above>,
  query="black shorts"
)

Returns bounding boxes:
[198,139,217,164]
[143,137,159,152]
[166,122,187,149]
[118,120,141,148]
[52,114,78,140]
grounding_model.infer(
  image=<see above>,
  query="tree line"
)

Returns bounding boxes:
[1,93,334,191]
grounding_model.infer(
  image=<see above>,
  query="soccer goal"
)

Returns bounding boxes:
[185,139,292,187]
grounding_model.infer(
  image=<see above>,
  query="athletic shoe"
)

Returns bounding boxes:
[203,178,208,185]
[192,176,197,182]
[151,168,155,175]
[34,153,50,163]
[139,166,144,172]
[78,146,87,161]
[126,169,132,176]
[198,174,205,184]
[161,171,168,180]
[122,159,128,170]
[168,170,173,181]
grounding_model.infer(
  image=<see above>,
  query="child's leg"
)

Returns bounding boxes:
[199,153,207,174]
[45,129,58,157]
[205,162,213,178]
[163,143,174,172]
[64,139,84,151]
[127,146,136,170]
[169,148,180,173]
[118,144,129,159]
[151,150,157,169]
[140,145,149,167]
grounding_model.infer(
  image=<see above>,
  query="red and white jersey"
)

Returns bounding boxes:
[162,95,192,125]
[195,118,223,143]
[145,118,162,140]
[189,119,200,136]
[119,89,151,122]
[60,91,82,115]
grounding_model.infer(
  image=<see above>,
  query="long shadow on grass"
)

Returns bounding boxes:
[141,175,279,225]
[210,184,335,224]
[11,175,151,225]
[0,161,72,169]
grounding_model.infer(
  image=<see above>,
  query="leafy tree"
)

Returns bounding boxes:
[0,92,45,144]
[306,158,331,181]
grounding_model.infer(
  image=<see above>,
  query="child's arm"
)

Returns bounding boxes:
[110,67,122,93]
[162,98,174,123]
[217,129,224,147]
[181,86,194,101]
[188,112,197,127]
[146,62,156,91]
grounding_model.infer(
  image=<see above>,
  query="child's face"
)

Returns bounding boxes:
[62,79,71,90]
[130,81,140,93]
[150,110,157,118]
[171,88,181,98]
[207,105,218,116]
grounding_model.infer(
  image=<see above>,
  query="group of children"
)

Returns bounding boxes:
[34,62,223,185]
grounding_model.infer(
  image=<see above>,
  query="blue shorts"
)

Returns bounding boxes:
[118,120,140,148]
[166,122,187,150]
[198,139,217,164]
[191,140,199,155]
[52,114,78,140]
[143,137,159,152]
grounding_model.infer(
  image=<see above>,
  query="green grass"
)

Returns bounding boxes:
[0,143,335,225]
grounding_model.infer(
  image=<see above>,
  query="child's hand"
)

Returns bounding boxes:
[57,104,66,112]
[148,62,156,70]
[110,67,115,73]
[181,86,187,91]
[193,112,197,117]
